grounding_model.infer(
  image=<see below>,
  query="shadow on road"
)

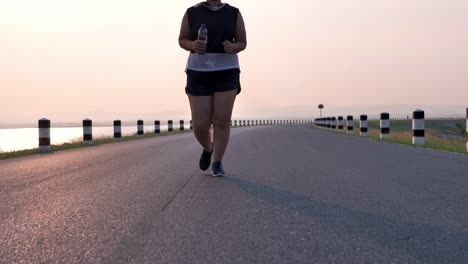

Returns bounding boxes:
[226,176,468,264]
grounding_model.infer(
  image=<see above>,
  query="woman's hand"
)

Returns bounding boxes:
[223,40,237,54]
[193,40,207,53]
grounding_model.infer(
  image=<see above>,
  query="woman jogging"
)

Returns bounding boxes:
[178,1,247,176]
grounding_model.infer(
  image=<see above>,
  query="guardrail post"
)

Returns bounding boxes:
[168,120,173,132]
[337,116,344,132]
[412,109,425,145]
[155,120,160,134]
[180,120,184,131]
[234,120,238,127]
[83,119,92,145]
[39,118,51,152]
[466,108,468,152]
[346,115,353,135]
[114,120,122,142]
[331,117,337,130]
[380,113,390,140]
[360,115,368,136]
[137,120,144,138]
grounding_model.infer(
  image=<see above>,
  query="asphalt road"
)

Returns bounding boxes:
[1,125,467,264]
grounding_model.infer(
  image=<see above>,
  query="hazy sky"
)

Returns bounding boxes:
[1,0,467,124]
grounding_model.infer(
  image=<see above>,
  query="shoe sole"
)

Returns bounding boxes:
[212,172,226,177]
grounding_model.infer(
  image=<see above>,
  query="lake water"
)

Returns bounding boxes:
[0,124,180,153]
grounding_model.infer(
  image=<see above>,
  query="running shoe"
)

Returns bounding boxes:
[212,161,226,177]
[199,145,213,171]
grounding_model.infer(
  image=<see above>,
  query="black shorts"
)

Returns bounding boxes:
[186,68,241,96]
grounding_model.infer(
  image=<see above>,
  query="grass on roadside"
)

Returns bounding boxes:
[318,119,467,154]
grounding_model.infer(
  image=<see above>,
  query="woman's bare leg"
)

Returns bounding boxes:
[212,90,237,162]
[188,95,213,152]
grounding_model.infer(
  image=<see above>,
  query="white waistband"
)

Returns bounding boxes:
[186,53,240,72]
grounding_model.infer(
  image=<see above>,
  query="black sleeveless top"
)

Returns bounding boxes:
[186,3,239,53]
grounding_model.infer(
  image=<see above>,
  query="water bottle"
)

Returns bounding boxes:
[197,24,208,54]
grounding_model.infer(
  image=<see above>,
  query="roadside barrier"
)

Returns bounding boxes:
[360,115,368,137]
[347,115,353,135]
[32,117,338,153]
[331,117,337,130]
[412,109,425,145]
[168,120,173,132]
[137,120,144,138]
[114,120,122,142]
[155,120,161,134]
[39,118,51,152]
[180,120,184,131]
[313,108,468,151]
[380,113,390,140]
[337,116,343,132]
[83,119,92,145]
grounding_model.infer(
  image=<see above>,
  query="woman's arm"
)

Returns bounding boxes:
[234,11,247,52]
[178,12,206,53]
[223,11,247,54]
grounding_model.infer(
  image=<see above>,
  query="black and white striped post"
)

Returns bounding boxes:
[247,120,250,126]
[168,120,173,132]
[180,120,184,131]
[337,116,344,132]
[412,109,425,145]
[137,120,144,138]
[380,113,390,140]
[114,120,122,142]
[234,120,238,127]
[331,117,337,130]
[155,120,161,134]
[346,115,353,135]
[466,108,468,152]
[38,118,51,152]
[190,120,193,130]
[360,115,368,136]
[83,119,92,145]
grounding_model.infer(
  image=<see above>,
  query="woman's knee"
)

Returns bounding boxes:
[212,118,231,129]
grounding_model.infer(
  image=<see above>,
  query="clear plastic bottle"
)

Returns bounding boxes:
[197,24,208,54]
